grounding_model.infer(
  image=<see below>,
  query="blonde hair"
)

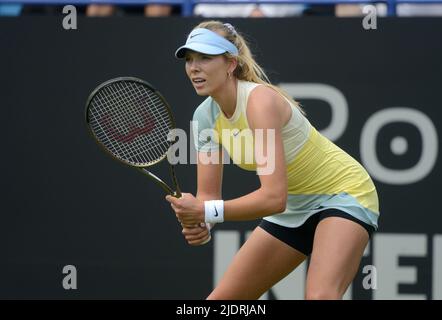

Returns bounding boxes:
[194,20,304,114]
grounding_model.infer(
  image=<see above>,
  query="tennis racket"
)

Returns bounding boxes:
[85,76,210,244]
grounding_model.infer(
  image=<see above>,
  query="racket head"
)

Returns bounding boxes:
[85,77,177,168]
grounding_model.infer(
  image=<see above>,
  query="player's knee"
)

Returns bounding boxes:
[207,287,260,300]
[305,287,342,300]
[206,290,233,300]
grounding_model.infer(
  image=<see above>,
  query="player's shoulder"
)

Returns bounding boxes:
[248,84,281,108]
[247,84,285,119]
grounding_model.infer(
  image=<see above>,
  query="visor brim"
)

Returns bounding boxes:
[175,43,227,59]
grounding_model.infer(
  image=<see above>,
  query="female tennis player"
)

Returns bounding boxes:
[166,21,380,300]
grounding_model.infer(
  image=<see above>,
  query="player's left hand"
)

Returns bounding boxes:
[166,193,204,225]
[181,223,211,246]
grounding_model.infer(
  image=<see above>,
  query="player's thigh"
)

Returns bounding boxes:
[208,226,307,300]
[306,216,369,299]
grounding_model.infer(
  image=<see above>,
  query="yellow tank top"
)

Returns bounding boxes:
[192,80,379,228]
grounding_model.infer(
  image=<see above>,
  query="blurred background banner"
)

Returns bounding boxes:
[0,17,440,299]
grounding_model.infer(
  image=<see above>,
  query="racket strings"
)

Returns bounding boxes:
[103,82,169,157]
[96,83,170,163]
[88,80,174,166]
[104,82,165,146]
[92,87,154,163]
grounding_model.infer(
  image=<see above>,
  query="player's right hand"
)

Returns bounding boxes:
[181,223,211,246]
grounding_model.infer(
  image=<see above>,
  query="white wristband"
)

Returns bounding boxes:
[204,200,224,223]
